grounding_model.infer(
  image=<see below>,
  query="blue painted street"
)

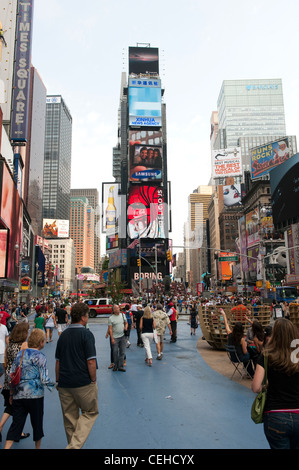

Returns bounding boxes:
[0,318,268,450]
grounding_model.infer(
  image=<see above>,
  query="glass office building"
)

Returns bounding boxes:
[42,95,72,220]
[213,79,289,182]
[217,79,286,147]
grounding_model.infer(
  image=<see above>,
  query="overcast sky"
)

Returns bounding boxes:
[31,0,299,254]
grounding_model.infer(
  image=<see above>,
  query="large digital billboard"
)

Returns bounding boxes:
[127,185,165,239]
[251,137,291,180]
[129,47,159,75]
[42,219,69,238]
[129,143,162,182]
[270,153,299,224]
[129,78,162,128]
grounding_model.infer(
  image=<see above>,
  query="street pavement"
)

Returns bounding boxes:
[0,316,269,450]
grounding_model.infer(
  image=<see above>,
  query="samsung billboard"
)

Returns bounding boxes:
[129,78,162,128]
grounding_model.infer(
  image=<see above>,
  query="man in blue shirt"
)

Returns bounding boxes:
[55,302,99,449]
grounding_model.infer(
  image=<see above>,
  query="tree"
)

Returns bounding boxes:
[107,280,128,305]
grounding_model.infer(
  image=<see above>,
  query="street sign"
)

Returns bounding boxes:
[218,256,238,262]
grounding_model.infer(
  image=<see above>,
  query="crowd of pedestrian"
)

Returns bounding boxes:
[0,291,299,450]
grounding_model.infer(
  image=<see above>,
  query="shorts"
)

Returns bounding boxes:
[57,324,67,333]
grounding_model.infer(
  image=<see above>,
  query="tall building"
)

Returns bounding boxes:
[26,67,47,236]
[70,197,95,273]
[185,186,213,289]
[42,95,72,221]
[70,188,101,272]
[212,79,292,183]
[106,45,170,292]
[47,238,76,296]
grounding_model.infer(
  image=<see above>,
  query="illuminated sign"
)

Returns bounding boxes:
[129,78,162,128]
[129,144,162,182]
[128,185,165,239]
[10,0,34,142]
[129,46,159,75]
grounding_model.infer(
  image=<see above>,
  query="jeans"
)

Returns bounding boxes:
[264,412,299,449]
[112,335,126,368]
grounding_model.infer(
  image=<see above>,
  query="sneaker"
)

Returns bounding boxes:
[118,367,126,372]
[126,341,131,348]
[156,354,162,360]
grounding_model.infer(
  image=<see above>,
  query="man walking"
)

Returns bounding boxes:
[55,302,99,449]
[108,305,128,372]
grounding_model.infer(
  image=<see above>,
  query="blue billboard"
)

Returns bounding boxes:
[129,78,162,128]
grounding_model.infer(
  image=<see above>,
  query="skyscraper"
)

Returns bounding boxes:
[70,188,101,272]
[42,95,72,221]
[212,79,292,182]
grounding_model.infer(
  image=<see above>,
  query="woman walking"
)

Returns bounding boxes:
[0,322,30,443]
[252,318,299,449]
[140,306,156,367]
[44,306,57,342]
[4,329,55,449]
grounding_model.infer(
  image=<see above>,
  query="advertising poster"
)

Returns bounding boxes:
[0,229,8,278]
[219,252,235,281]
[223,184,242,207]
[127,185,165,239]
[102,183,121,235]
[129,46,159,75]
[129,143,162,182]
[251,138,291,180]
[246,209,260,248]
[286,223,299,275]
[238,216,249,274]
[0,161,23,280]
[42,219,69,238]
[129,78,162,128]
[212,147,242,178]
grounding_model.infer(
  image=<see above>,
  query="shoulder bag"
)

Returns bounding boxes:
[9,349,25,388]
[251,354,268,424]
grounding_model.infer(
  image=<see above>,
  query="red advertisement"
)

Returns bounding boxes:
[127,185,165,239]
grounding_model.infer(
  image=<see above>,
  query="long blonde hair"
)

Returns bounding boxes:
[143,306,153,319]
[264,318,299,375]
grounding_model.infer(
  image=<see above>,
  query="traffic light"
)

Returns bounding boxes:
[167,249,172,262]
[137,258,141,267]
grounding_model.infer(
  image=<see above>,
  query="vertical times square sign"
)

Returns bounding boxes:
[10,0,34,143]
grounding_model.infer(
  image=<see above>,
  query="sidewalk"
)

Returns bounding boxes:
[0,318,268,450]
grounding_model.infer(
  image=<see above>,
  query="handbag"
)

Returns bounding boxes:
[9,349,25,388]
[251,354,268,424]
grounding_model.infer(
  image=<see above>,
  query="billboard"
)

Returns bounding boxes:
[129,46,159,75]
[251,137,291,180]
[129,78,162,128]
[42,219,69,238]
[102,183,121,234]
[10,0,34,142]
[270,153,299,225]
[0,229,8,278]
[127,185,165,239]
[0,160,23,280]
[0,0,18,122]
[246,209,260,248]
[212,147,242,178]
[129,143,162,182]
[223,184,242,207]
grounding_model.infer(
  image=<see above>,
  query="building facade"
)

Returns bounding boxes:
[42,95,72,221]
[47,238,75,296]
[70,196,95,273]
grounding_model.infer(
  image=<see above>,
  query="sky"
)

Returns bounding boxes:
[31,0,299,255]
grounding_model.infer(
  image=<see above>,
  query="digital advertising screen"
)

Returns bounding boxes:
[129,78,162,128]
[129,46,159,75]
[129,143,162,182]
[127,185,165,239]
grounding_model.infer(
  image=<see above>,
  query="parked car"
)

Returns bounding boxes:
[83,298,127,318]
